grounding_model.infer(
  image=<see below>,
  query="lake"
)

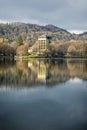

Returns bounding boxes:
[0,58,87,130]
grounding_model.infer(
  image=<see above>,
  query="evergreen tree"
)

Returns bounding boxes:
[17,36,23,46]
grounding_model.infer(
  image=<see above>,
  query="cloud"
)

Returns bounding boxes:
[0,0,87,32]
[69,30,87,34]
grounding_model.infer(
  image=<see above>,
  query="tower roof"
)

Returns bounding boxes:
[39,35,51,39]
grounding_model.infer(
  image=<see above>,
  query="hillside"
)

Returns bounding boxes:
[0,22,87,43]
[78,32,87,40]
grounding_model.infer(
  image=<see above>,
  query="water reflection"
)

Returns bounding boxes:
[0,59,87,89]
[0,59,87,130]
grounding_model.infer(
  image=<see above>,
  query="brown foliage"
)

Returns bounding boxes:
[16,45,28,56]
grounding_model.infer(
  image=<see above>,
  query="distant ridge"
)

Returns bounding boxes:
[45,24,68,33]
[79,32,87,36]
[0,22,87,43]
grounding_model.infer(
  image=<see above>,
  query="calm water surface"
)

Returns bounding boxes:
[0,59,87,130]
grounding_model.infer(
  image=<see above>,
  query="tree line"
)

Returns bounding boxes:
[27,40,87,58]
[0,35,87,58]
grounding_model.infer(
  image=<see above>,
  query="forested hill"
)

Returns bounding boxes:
[0,22,87,43]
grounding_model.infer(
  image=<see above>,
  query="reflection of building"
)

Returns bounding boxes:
[28,60,49,82]
[0,38,4,43]
[28,62,33,67]
[38,35,51,52]
[38,63,48,82]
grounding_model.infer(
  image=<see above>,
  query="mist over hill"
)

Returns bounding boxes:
[0,22,87,43]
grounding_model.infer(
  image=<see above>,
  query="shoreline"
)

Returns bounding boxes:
[0,55,87,61]
[14,55,87,60]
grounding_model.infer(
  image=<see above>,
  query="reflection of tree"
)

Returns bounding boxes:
[0,60,16,74]
[67,60,87,79]
[47,60,70,83]
[17,69,23,80]
[0,59,87,89]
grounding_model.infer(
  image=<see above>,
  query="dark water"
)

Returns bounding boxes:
[0,59,87,130]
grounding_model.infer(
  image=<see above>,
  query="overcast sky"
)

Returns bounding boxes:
[0,0,87,33]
